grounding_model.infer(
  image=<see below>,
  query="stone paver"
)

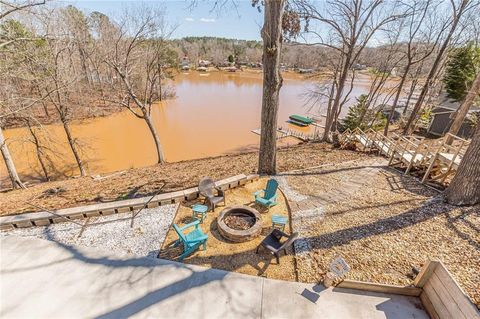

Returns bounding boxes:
[0,236,428,319]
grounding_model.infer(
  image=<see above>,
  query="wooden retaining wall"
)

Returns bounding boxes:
[414,259,480,319]
[0,174,259,230]
[337,280,422,297]
[335,259,479,319]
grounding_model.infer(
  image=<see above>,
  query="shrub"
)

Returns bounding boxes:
[341,94,387,131]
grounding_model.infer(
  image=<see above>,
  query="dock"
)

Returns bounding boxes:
[251,127,321,142]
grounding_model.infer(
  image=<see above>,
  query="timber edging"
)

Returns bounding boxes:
[336,260,479,319]
[0,174,259,230]
[337,280,422,297]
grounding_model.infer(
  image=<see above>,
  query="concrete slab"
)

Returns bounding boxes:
[0,236,428,319]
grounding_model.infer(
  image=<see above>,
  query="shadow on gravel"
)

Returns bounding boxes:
[297,198,454,253]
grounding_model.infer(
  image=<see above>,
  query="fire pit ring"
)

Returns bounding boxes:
[217,205,262,243]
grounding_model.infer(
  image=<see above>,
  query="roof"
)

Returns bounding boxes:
[435,93,480,112]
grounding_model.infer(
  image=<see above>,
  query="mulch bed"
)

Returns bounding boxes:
[286,162,480,308]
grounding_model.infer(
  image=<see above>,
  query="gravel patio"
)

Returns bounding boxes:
[280,156,480,308]
[159,178,297,281]
[0,204,178,258]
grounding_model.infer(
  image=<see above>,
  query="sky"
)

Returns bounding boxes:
[63,0,265,40]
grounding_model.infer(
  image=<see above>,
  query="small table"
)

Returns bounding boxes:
[192,204,209,223]
[271,214,288,231]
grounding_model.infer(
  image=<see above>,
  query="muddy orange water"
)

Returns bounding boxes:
[1,71,375,183]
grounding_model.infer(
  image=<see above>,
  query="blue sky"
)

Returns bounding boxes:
[63,1,264,40]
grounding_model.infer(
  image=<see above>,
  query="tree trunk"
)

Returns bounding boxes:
[322,82,336,141]
[384,64,410,135]
[258,0,285,175]
[403,79,418,115]
[0,127,26,189]
[158,64,163,102]
[403,0,468,135]
[144,113,165,164]
[445,122,480,205]
[329,64,351,134]
[62,119,86,176]
[446,72,480,144]
[26,121,50,181]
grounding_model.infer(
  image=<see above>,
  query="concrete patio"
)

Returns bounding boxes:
[0,236,428,319]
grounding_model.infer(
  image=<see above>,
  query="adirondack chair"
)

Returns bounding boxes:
[199,177,226,211]
[254,179,278,208]
[256,229,298,264]
[173,220,208,261]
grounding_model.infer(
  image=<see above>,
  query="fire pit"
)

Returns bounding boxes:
[217,205,262,242]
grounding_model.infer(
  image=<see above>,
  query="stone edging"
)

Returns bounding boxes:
[0,174,259,230]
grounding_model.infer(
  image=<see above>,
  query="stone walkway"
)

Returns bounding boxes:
[0,236,428,319]
[276,158,388,257]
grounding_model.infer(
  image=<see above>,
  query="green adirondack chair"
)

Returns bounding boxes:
[254,179,279,208]
[173,220,208,261]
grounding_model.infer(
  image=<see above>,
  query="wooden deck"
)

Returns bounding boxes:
[340,129,470,186]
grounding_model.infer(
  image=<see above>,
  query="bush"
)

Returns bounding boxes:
[341,94,387,131]
[443,43,480,102]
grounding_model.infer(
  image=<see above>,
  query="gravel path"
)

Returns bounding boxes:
[1,204,178,258]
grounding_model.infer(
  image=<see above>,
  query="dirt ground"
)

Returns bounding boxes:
[0,143,365,216]
[285,161,480,308]
[158,178,296,281]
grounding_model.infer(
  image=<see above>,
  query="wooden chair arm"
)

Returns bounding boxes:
[179,220,200,231]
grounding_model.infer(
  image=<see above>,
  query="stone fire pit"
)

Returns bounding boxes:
[217,205,262,243]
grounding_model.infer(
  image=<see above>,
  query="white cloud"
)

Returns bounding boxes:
[185,17,194,22]
[199,18,215,23]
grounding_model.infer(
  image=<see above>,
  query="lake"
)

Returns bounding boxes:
[1,70,376,183]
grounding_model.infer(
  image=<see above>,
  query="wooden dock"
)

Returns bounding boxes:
[251,121,324,142]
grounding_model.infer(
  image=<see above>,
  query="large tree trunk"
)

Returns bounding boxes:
[62,119,86,176]
[446,72,480,144]
[445,122,480,205]
[144,113,165,164]
[0,127,25,189]
[403,0,468,135]
[258,0,285,175]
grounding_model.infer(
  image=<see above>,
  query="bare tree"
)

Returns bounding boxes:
[383,0,445,135]
[18,8,91,177]
[0,0,45,20]
[297,0,404,141]
[403,0,478,135]
[106,6,176,164]
[0,0,48,188]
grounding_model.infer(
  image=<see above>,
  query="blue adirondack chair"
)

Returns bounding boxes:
[173,220,208,261]
[254,179,279,208]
